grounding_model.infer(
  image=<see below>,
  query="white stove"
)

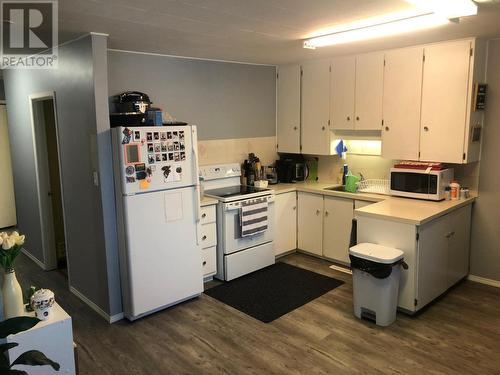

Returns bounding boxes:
[200,163,275,281]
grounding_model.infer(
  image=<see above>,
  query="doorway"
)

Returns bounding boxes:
[30,93,67,272]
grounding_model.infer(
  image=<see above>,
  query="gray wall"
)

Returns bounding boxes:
[470,39,500,282]
[4,34,122,316]
[107,51,276,140]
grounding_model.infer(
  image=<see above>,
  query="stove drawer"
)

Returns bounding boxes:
[201,205,216,225]
[201,222,217,249]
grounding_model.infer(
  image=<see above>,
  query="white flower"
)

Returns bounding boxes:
[0,232,8,240]
[14,234,25,246]
[2,237,15,250]
[0,236,3,246]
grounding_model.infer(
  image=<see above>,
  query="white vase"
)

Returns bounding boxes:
[2,269,24,319]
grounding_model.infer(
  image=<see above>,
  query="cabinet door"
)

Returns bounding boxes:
[331,56,355,130]
[355,52,384,130]
[417,214,449,308]
[382,47,423,160]
[447,205,471,287]
[297,192,323,256]
[420,40,472,163]
[277,65,301,153]
[274,192,297,256]
[323,196,353,263]
[301,60,331,155]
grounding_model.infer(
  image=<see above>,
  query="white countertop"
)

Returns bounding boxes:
[268,181,475,225]
[201,196,218,207]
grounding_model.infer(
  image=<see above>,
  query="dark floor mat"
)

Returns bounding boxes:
[204,262,344,323]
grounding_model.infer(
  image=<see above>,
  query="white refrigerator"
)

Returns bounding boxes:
[112,125,203,320]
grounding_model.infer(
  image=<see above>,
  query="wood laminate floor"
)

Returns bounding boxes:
[15,253,500,374]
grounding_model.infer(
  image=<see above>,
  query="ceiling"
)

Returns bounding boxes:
[59,0,500,65]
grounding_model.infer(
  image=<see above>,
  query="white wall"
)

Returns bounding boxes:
[470,39,500,282]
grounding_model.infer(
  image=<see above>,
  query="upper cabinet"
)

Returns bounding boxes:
[331,56,356,130]
[355,52,385,130]
[420,40,472,163]
[277,64,301,154]
[277,38,485,164]
[301,60,333,155]
[382,38,485,164]
[331,53,384,131]
[382,46,424,161]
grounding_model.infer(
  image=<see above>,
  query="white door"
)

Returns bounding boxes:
[417,214,449,308]
[0,105,16,228]
[331,56,355,130]
[122,186,203,318]
[382,47,424,160]
[355,52,384,130]
[420,40,472,163]
[274,192,297,256]
[301,60,331,155]
[323,196,353,263]
[447,205,471,286]
[297,192,323,256]
[277,64,301,153]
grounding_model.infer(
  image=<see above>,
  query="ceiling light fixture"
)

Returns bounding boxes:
[404,0,477,19]
[303,13,448,49]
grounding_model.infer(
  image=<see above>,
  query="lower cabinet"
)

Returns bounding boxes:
[297,192,323,256]
[275,191,297,256]
[357,204,472,312]
[297,193,374,263]
[323,196,354,263]
[200,204,217,278]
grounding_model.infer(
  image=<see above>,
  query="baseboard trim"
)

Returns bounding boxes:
[467,275,500,288]
[329,264,352,275]
[21,248,46,270]
[69,286,123,323]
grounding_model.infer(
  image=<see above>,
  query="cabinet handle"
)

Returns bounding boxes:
[385,126,390,131]
[424,126,429,132]
[325,211,329,216]
[201,213,207,218]
[356,116,360,121]
[202,235,207,240]
[450,231,455,237]
[293,206,296,210]
[347,116,350,121]
[202,261,207,266]
[316,209,321,215]
[293,126,298,130]
[322,126,326,131]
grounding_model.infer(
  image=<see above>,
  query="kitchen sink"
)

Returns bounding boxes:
[324,185,348,192]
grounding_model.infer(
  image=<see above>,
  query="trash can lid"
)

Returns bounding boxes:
[349,243,404,264]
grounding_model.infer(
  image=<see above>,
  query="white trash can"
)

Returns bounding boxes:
[349,243,406,327]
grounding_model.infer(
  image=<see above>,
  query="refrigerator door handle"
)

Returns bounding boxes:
[191,126,202,222]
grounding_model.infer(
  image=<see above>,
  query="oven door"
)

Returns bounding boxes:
[221,196,275,255]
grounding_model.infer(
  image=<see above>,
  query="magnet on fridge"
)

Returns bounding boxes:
[146,132,152,141]
[148,155,155,164]
[154,144,161,153]
[162,153,168,161]
[154,132,160,140]
[134,131,140,140]
[139,179,150,189]
[156,154,161,162]
[126,176,135,183]
[122,128,132,144]
[180,152,186,161]
[147,143,154,153]
[160,132,167,140]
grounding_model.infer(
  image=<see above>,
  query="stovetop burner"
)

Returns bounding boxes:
[205,185,271,199]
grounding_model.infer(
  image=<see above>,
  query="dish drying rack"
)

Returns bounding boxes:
[357,179,390,195]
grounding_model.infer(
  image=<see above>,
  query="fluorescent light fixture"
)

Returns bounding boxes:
[405,0,477,19]
[304,13,448,49]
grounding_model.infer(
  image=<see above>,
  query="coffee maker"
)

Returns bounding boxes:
[275,155,309,183]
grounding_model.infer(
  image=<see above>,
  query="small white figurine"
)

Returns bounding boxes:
[30,289,55,321]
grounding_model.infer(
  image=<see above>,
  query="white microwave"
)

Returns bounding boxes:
[389,168,454,201]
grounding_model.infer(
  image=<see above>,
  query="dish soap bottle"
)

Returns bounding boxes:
[450,180,460,200]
